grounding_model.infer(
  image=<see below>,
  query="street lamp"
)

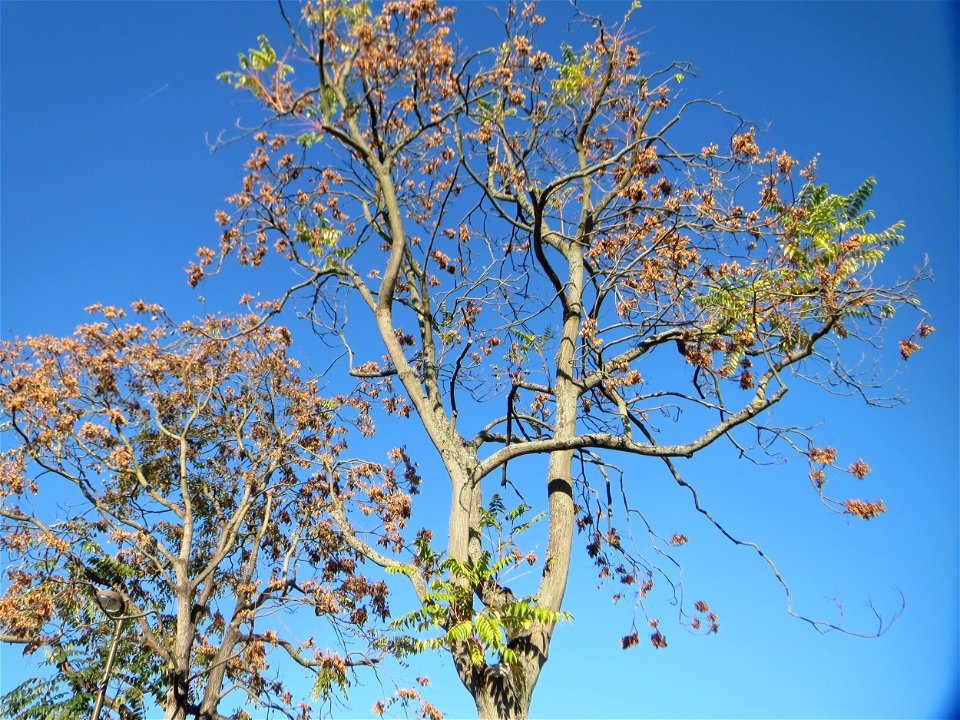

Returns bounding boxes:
[91,589,126,720]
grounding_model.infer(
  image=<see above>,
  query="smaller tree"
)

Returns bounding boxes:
[0,305,411,720]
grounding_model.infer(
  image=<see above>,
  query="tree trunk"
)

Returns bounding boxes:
[163,681,188,720]
[467,662,536,720]
[164,589,195,720]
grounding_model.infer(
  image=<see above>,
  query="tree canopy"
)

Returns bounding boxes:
[0,310,412,719]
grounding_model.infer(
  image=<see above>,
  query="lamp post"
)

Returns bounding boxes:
[91,589,126,720]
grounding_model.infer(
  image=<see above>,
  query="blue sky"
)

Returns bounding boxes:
[1,1,957,718]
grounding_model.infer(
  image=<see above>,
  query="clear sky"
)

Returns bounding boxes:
[1,1,958,719]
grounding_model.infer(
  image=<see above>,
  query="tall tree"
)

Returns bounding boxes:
[197,0,924,716]
[0,307,416,719]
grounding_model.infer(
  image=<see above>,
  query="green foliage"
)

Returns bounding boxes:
[303,0,371,27]
[294,218,343,255]
[390,496,570,667]
[311,664,349,703]
[1,675,72,720]
[86,552,136,585]
[413,531,441,568]
[0,544,166,718]
[0,637,152,720]
[216,35,293,95]
[298,85,340,127]
[474,94,501,124]
[694,178,903,354]
[506,327,552,363]
[779,178,904,281]
[0,674,97,720]
[551,43,599,104]
[296,131,322,149]
[242,35,278,72]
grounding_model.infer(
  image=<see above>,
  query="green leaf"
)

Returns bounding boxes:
[474,613,501,647]
[249,35,277,71]
[297,131,322,149]
[513,510,547,535]
[445,619,473,643]
[469,643,485,665]
[504,502,530,523]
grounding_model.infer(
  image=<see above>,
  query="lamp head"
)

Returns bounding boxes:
[95,589,125,616]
